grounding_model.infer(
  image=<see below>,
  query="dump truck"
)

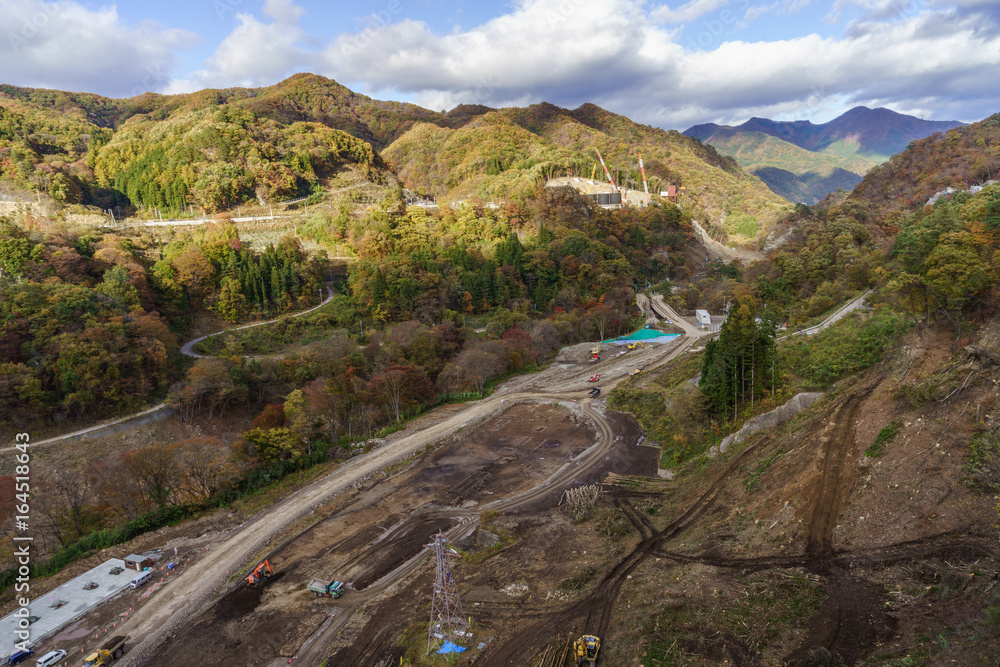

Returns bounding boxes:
[574,635,600,666]
[82,635,128,667]
[307,577,345,598]
[588,387,601,398]
[628,367,644,376]
[248,559,272,586]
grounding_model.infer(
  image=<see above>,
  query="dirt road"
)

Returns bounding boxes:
[118,299,707,665]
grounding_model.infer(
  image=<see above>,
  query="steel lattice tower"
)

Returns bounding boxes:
[426,531,469,655]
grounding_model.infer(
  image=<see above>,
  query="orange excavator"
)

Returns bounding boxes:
[248,559,272,586]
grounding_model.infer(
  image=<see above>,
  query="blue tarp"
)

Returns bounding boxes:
[603,330,680,345]
[436,642,467,654]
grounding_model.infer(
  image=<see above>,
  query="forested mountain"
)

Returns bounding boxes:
[684,106,964,204]
[848,113,1000,228]
[0,74,788,242]
[384,101,789,241]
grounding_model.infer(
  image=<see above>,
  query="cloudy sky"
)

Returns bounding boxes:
[1,0,998,130]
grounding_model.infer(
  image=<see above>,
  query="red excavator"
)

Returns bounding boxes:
[248,559,272,586]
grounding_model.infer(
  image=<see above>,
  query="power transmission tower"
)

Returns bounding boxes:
[426,531,470,656]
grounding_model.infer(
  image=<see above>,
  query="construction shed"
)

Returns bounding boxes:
[124,554,154,571]
[696,310,711,327]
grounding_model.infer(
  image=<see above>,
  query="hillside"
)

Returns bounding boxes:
[692,128,868,203]
[685,106,964,204]
[384,101,791,244]
[0,75,788,242]
[848,112,1000,226]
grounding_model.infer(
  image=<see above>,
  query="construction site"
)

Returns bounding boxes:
[10,297,1000,666]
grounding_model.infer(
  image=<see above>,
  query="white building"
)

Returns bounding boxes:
[695,310,711,327]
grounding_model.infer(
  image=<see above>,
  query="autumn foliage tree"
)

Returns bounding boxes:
[366,364,433,422]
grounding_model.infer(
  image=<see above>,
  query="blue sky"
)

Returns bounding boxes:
[1,0,998,130]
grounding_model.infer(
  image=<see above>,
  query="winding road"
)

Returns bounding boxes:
[3,286,337,455]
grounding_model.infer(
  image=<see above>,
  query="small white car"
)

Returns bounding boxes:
[36,650,67,667]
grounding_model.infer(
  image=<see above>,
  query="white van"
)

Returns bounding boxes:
[129,570,153,589]
[36,650,67,667]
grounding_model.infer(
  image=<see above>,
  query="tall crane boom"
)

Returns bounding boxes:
[594,148,619,193]
[638,152,651,204]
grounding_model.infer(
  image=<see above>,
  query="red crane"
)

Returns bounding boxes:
[594,148,619,193]
[638,151,651,204]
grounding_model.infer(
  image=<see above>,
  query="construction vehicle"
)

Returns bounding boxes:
[247,559,272,586]
[588,373,600,382]
[307,577,345,598]
[82,635,128,667]
[626,341,643,351]
[574,635,600,666]
[588,387,601,398]
[628,367,644,376]
[590,344,601,364]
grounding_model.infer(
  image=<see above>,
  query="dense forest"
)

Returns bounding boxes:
[0,219,323,429]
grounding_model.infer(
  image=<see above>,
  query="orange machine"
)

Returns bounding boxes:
[248,559,272,586]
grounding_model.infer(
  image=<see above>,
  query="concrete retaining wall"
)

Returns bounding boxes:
[709,392,825,457]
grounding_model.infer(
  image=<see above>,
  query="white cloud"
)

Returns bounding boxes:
[653,0,731,24]
[322,0,680,109]
[180,9,313,91]
[313,0,1000,128]
[263,0,306,26]
[0,0,196,97]
[4,0,999,131]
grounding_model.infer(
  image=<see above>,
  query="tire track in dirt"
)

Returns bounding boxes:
[476,422,779,666]
[801,393,866,559]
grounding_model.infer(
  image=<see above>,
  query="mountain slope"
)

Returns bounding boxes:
[0,74,788,239]
[720,106,963,158]
[848,112,1000,224]
[684,107,964,204]
[385,102,790,243]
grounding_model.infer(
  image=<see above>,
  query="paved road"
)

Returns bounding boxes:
[10,286,337,453]
[778,289,873,340]
[180,284,335,357]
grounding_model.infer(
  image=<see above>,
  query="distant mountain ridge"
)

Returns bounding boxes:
[684,106,965,204]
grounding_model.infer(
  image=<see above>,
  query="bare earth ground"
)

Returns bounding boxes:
[12,307,1000,666]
